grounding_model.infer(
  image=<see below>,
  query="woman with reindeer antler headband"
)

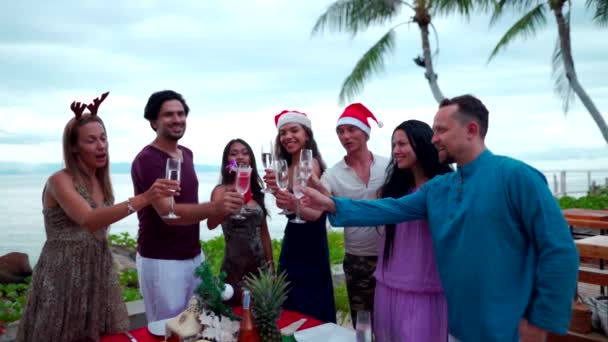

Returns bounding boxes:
[16,92,180,342]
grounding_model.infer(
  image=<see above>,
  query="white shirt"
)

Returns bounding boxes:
[321,153,389,256]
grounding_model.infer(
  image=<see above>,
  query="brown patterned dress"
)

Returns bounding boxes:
[16,184,129,342]
[220,204,267,307]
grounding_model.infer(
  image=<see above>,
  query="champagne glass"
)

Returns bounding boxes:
[289,165,306,224]
[356,310,372,342]
[232,164,252,220]
[261,141,273,193]
[274,159,291,215]
[162,158,181,219]
[299,149,313,179]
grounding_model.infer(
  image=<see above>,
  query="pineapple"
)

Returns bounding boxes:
[244,267,290,342]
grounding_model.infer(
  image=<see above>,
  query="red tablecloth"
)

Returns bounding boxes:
[101,308,323,342]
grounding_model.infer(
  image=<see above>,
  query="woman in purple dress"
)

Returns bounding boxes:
[374,120,452,341]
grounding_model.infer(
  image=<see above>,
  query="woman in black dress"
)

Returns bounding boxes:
[264,110,336,323]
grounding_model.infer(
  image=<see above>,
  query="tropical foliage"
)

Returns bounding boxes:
[311,0,493,104]
[487,0,608,143]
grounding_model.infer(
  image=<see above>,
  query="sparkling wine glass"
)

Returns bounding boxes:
[356,310,372,342]
[232,164,252,220]
[299,149,313,179]
[261,141,273,193]
[274,159,291,215]
[289,165,306,224]
[162,158,181,219]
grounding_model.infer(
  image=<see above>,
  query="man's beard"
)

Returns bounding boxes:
[163,127,185,141]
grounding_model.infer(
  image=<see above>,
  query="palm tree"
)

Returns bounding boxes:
[488,0,608,144]
[311,0,490,105]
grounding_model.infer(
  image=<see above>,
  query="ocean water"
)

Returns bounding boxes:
[0,172,290,264]
[1,167,607,265]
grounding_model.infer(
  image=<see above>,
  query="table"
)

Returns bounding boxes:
[576,235,608,260]
[564,208,608,240]
[101,309,323,342]
[563,208,608,221]
[575,235,608,296]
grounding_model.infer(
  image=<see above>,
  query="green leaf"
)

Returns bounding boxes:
[434,0,495,17]
[311,0,402,36]
[586,0,608,26]
[338,29,397,105]
[488,3,548,62]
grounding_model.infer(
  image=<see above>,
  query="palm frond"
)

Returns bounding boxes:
[489,0,541,25]
[433,0,495,17]
[487,3,548,62]
[338,29,397,105]
[489,0,510,25]
[552,38,575,114]
[586,0,608,26]
[311,0,404,36]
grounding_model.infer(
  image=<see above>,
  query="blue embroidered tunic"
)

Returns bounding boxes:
[329,149,578,342]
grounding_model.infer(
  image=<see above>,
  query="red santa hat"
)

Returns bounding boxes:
[336,103,383,136]
[274,110,312,129]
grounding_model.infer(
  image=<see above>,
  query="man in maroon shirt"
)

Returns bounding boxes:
[131,90,242,322]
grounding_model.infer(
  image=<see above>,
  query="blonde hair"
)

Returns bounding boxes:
[61,114,114,204]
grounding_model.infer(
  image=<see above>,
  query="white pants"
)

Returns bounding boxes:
[136,253,204,322]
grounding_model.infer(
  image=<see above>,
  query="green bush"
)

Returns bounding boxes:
[108,231,137,250]
[0,278,30,323]
[0,231,347,324]
[327,230,345,265]
[201,231,346,275]
[333,281,350,323]
[558,194,608,210]
[200,236,226,275]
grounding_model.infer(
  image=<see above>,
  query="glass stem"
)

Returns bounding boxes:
[170,196,175,214]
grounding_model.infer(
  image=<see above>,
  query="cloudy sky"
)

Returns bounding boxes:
[1,0,607,170]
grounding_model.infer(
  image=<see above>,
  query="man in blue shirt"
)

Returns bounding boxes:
[303,95,579,342]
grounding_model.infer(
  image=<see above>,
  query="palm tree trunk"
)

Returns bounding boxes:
[418,22,445,103]
[553,5,608,144]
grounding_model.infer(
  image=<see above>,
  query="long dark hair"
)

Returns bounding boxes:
[274,124,327,173]
[219,139,268,217]
[379,120,452,267]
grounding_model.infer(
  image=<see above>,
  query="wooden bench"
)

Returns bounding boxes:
[568,219,608,231]
[548,236,608,341]
[577,236,608,260]
[576,236,608,292]
[567,220,608,242]
[578,266,608,287]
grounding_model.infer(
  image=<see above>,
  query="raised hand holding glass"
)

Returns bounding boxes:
[162,158,181,219]
[232,164,252,220]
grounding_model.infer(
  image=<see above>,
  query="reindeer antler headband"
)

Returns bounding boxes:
[70,91,110,119]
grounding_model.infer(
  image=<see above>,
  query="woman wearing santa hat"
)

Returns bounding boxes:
[263,110,336,323]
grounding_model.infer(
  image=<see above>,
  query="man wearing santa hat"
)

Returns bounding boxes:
[320,103,389,328]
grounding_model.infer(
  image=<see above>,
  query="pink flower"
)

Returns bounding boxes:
[226,159,238,173]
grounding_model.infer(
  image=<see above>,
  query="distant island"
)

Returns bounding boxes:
[0,162,220,175]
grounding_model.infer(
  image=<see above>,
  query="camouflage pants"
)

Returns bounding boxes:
[343,253,378,328]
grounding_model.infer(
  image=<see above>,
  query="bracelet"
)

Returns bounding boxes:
[126,198,136,215]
